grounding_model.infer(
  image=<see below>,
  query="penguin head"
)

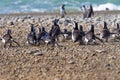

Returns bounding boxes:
[39,27,41,32]
[64,28,67,33]
[73,21,78,30]
[7,29,12,35]
[62,4,65,8]
[31,24,35,32]
[103,21,108,29]
[83,5,86,8]
[79,25,83,31]
[117,23,119,29]
[53,19,59,26]
[41,27,45,32]
[91,24,94,32]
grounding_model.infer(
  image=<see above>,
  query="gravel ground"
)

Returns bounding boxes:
[0,11,120,80]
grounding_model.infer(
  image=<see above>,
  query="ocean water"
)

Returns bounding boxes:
[0,0,120,14]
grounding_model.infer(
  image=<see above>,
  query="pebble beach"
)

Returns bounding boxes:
[0,11,120,80]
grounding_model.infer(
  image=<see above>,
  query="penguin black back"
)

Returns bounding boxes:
[100,21,110,42]
[7,29,12,35]
[27,25,37,45]
[117,23,119,29]
[79,25,85,36]
[103,21,108,30]
[88,4,94,18]
[73,21,79,30]
[2,29,20,48]
[72,21,82,42]
[91,24,94,33]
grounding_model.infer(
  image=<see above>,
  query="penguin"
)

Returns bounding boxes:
[79,25,85,44]
[87,4,94,18]
[62,28,71,40]
[51,19,64,41]
[72,21,82,42]
[111,23,120,40]
[27,24,37,45]
[100,21,110,42]
[60,4,67,18]
[83,25,103,45]
[81,5,88,19]
[40,27,51,44]
[0,29,20,48]
[79,25,85,37]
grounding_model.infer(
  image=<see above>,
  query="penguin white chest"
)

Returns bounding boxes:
[84,37,89,43]
[64,34,68,39]
[112,34,116,38]
[72,35,76,42]
[2,39,6,43]
[45,40,50,44]
[100,33,104,39]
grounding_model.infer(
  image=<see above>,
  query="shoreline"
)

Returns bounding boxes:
[0,10,120,17]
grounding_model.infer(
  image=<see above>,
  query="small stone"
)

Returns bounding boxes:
[104,64,110,67]
[19,74,24,79]
[91,53,97,56]
[54,78,61,80]
[104,64,111,70]
[10,21,14,25]
[27,50,39,54]
[95,17,101,21]
[96,49,106,53]
[17,18,24,22]
[117,71,120,74]
[27,50,43,56]
[7,21,14,25]
[108,55,116,59]
[33,51,43,56]
[67,59,75,64]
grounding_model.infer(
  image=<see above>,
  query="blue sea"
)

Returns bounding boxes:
[0,0,120,14]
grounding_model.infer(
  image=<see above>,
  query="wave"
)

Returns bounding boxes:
[0,0,120,14]
[93,3,120,11]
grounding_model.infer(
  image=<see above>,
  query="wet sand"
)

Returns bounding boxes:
[0,11,120,80]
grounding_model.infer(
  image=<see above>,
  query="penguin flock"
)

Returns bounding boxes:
[75,4,94,19]
[60,4,94,18]
[0,19,120,48]
[0,4,120,48]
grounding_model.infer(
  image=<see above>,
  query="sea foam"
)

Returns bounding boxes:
[1,0,120,14]
[93,3,120,11]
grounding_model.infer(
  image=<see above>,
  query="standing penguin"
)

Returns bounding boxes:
[100,21,110,42]
[82,25,103,45]
[72,21,82,42]
[87,4,94,18]
[27,24,37,45]
[111,23,120,40]
[82,25,96,44]
[60,4,67,18]
[81,5,88,19]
